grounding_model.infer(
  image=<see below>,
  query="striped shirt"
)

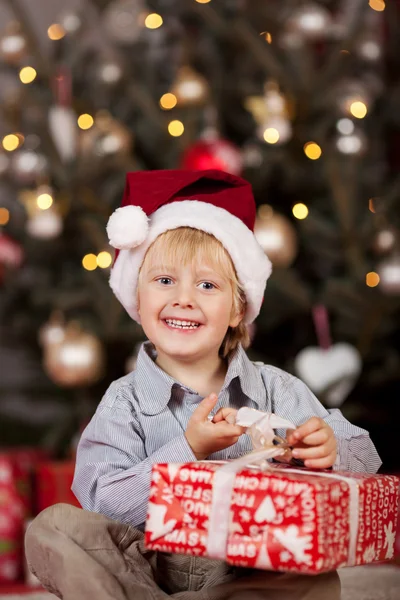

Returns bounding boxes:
[72,341,382,529]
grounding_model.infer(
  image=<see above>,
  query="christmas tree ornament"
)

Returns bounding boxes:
[26,206,63,240]
[372,228,397,255]
[355,33,382,63]
[0,25,28,64]
[286,3,332,40]
[43,322,105,387]
[181,134,243,176]
[335,128,367,156]
[10,150,49,184]
[294,305,362,407]
[377,255,400,295]
[79,111,132,159]
[0,233,24,269]
[246,82,293,146]
[38,311,66,348]
[170,65,209,107]
[103,0,146,45]
[48,68,77,163]
[58,10,84,35]
[96,58,124,86]
[254,208,297,268]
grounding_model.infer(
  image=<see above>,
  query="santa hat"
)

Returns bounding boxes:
[107,169,272,324]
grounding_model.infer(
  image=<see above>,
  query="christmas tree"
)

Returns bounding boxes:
[0,0,399,468]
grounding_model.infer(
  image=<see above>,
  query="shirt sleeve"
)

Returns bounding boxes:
[72,382,197,529]
[261,367,382,474]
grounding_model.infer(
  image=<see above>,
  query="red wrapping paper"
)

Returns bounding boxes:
[0,449,47,583]
[145,462,400,574]
[35,461,81,513]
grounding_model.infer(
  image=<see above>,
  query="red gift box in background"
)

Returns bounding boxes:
[145,462,400,575]
[0,449,46,584]
[34,461,80,513]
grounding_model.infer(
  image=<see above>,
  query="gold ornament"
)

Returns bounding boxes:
[43,322,105,387]
[79,111,132,159]
[254,207,298,268]
[170,66,209,107]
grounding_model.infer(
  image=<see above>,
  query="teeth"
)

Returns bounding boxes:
[165,319,200,329]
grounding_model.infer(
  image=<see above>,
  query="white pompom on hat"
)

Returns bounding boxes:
[107,169,272,324]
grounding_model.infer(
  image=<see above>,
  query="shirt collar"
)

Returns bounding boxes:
[134,341,264,415]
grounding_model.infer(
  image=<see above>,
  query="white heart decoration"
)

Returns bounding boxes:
[294,342,362,407]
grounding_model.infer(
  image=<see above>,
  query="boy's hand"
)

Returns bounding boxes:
[185,394,246,460]
[286,417,337,469]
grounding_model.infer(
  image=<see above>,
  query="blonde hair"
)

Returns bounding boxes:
[138,227,250,357]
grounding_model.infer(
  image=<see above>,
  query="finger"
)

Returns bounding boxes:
[304,452,337,469]
[285,429,296,445]
[299,429,329,447]
[292,444,333,460]
[214,422,246,437]
[192,393,218,421]
[292,418,323,442]
[212,408,238,424]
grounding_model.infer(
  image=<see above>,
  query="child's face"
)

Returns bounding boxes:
[138,260,242,363]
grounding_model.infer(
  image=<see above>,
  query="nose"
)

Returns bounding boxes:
[172,282,196,309]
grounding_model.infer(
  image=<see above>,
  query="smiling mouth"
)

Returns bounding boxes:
[164,319,202,330]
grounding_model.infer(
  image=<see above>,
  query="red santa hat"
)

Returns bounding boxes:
[107,169,272,324]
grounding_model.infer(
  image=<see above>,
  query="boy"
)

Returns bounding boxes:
[25,170,381,600]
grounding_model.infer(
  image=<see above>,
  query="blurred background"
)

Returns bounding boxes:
[0,0,399,475]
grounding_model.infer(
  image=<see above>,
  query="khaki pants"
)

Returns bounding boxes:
[25,504,341,600]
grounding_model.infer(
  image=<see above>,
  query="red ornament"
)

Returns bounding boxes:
[0,234,24,269]
[181,138,243,176]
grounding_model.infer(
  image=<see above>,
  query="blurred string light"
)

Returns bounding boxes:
[369,0,385,12]
[36,192,53,210]
[47,24,66,40]
[304,142,322,160]
[168,120,184,136]
[159,93,177,110]
[369,198,376,213]
[2,134,21,152]
[144,13,163,29]
[77,114,94,130]
[82,252,113,271]
[366,272,380,287]
[0,207,10,225]
[97,251,112,268]
[350,101,367,119]
[19,66,37,84]
[263,128,280,144]
[82,254,97,271]
[260,31,272,44]
[195,0,212,3]
[292,203,309,220]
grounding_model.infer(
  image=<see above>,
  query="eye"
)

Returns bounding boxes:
[156,277,173,285]
[199,281,216,290]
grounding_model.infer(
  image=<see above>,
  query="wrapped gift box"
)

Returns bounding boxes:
[35,462,81,513]
[145,461,400,575]
[0,450,47,584]
[0,458,24,583]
